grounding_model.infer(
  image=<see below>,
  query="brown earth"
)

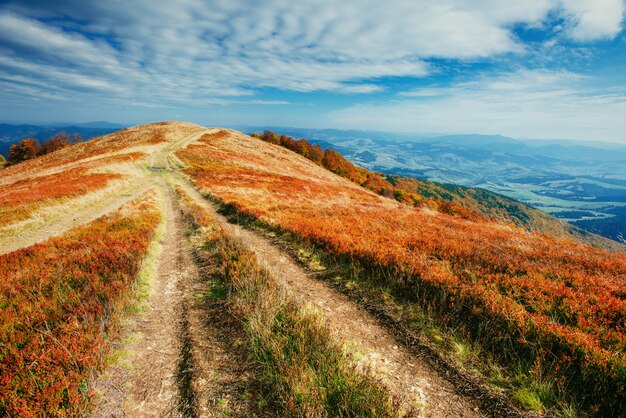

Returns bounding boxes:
[91,183,256,417]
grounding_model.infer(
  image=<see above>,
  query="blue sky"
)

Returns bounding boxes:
[1,0,625,142]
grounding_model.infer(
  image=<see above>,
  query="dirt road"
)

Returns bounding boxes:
[5,127,493,417]
[173,178,485,417]
[92,183,254,417]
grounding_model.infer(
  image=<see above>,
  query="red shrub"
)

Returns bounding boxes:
[0,192,161,416]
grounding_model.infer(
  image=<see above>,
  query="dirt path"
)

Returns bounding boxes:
[0,128,213,257]
[68,128,484,416]
[148,128,214,169]
[92,183,254,417]
[173,178,484,418]
[0,180,154,256]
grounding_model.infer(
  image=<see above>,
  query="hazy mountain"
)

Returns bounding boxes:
[49,121,126,129]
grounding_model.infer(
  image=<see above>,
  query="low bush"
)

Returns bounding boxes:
[0,191,161,416]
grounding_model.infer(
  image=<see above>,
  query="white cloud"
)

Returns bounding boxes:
[0,0,623,139]
[0,12,115,69]
[560,0,625,40]
[331,69,626,142]
[0,0,624,105]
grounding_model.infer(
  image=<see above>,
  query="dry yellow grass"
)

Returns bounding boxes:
[0,122,207,254]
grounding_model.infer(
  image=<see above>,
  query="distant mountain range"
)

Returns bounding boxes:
[243,127,626,243]
[0,122,126,156]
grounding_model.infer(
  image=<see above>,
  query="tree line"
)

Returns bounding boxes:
[2,132,82,166]
[252,130,480,220]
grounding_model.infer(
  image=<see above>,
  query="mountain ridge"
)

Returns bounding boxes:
[251,129,625,252]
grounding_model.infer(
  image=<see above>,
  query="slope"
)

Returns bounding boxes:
[2,122,625,416]
[179,128,626,416]
[1,122,479,416]
[0,122,205,253]
[252,130,624,252]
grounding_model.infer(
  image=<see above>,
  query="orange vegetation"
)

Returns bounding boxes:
[0,122,200,182]
[179,131,626,414]
[6,132,80,166]
[252,130,482,220]
[0,191,161,416]
[251,131,626,253]
[0,152,145,228]
[174,185,218,230]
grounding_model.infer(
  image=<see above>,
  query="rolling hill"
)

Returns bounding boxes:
[250,127,626,245]
[1,122,624,417]
[250,130,625,252]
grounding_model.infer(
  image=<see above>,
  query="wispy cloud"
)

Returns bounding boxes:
[0,0,624,136]
[1,1,623,101]
[560,0,625,41]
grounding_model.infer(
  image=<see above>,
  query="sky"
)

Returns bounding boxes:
[1,0,625,142]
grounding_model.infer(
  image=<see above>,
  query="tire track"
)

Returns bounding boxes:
[92,182,256,417]
[173,177,485,417]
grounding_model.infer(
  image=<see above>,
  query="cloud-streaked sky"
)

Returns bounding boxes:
[1,0,625,142]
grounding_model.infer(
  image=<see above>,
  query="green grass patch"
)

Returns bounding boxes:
[514,388,544,411]
[211,235,401,417]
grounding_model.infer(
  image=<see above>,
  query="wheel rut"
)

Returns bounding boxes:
[173,178,486,418]
[92,183,255,417]
[92,129,489,417]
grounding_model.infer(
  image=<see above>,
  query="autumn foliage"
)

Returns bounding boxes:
[0,192,161,416]
[6,138,41,164]
[0,122,195,180]
[5,132,83,165]
[180,131,626,415]
[253,131,625,250]
[0,122,205,415]
[40,132,76,154]
[0,153,146,228]
[253,131,490,221]
[174,185,400,416]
